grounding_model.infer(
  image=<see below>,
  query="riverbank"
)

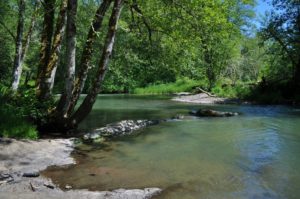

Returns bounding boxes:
[0,138,161,199]
[172,93,243,104]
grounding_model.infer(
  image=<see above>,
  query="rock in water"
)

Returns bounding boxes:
[84,120,159,141]
[193,109,239,117]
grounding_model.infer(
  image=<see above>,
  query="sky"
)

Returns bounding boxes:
[254,0,273,28]
[255,0,272,16]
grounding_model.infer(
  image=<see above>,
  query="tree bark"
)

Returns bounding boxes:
[37,0,68,100]
[21,1,39,63]
[37,0,56,87]
[11,0,25,91]
[55,0,78,118]
[64,0,113,116]
[70,0,123,126]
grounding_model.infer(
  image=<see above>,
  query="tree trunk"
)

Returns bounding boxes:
[49,64,58,92]
[21,1,39,63]
[37,0,55,88]
[69,0,123,126]
[24,71,32,87]
[55,0,78,118]
[11,0,25,91]
[64,0,113,116]
[37,0,68,100]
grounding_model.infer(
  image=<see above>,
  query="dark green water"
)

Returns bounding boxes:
[44,95,300,199]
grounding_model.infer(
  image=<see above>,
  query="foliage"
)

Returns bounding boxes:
[134,78,207,95]
[0,84,55,138]
[0,85,38,139]
[259,0,300,89]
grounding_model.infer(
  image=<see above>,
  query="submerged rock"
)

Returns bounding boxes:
[191,109,239,117]
[84,120,160,140]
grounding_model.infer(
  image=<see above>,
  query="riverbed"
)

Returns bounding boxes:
[44,95,300,199]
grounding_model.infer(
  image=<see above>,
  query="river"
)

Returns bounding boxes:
[44,95,300,199]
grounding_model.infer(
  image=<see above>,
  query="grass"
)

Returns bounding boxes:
[0,84,38,139]
[134,78,207,95]
[211,82,252,99]
[0,105,38,139]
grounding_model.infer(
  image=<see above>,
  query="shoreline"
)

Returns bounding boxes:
[172,93,244,104]
[0,138,161,199]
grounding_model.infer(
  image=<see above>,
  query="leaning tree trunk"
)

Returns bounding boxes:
[69,0,123,127]
[62,0,113,117]
[11,0,25,91]
[55,0,78,119]
[37,0,68,100]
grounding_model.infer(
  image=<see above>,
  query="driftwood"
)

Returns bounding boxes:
[195,87,216,97]
[29,182,36,192]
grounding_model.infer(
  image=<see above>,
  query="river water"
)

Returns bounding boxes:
[44,95,300,199]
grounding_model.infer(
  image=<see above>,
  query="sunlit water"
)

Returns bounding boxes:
[43,95,300,199]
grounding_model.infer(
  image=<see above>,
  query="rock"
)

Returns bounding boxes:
[43,182,55,189]
[173,92,191,96]
[65,185,72,189]
[84,120,159,140]
[192,109,239,117]
[171,114,184,120]
[23,172,40,178]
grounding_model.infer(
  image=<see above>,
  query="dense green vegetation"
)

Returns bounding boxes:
[0,0,299,138]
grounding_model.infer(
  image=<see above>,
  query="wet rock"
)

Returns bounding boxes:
[84,120,160,140]
[191,109,239,117]
[171,114,184,120]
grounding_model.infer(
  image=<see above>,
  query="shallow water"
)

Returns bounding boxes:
[44,95,300,199]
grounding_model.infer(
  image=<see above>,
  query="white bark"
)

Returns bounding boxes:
[12,0,25,91]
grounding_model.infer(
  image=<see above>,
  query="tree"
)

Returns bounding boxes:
[45,0,124,131]
[36,0,68,100]
[61,0,113,117]
[11,0,25,91]
[55,0,78,119]
[69,0,124,126]
[11,0,40,91]
[260,0,300,90]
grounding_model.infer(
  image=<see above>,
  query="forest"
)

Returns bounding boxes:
[0,0,299,138]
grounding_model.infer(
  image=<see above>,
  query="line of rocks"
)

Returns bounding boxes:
[83,120,160,141]
[83,109,239,142]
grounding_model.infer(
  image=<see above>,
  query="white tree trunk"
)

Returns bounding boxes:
[12,0,25,91]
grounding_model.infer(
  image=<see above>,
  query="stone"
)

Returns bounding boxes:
[65,185,72,189]
[192,109,239,117]
[83,120,160,141]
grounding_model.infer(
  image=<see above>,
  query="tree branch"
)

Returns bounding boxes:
[0,20,16,41]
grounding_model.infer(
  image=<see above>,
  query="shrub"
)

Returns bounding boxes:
[0,84,54,139]
[134,78,207,94]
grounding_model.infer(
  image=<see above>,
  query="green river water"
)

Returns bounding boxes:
[44,95,300,199]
